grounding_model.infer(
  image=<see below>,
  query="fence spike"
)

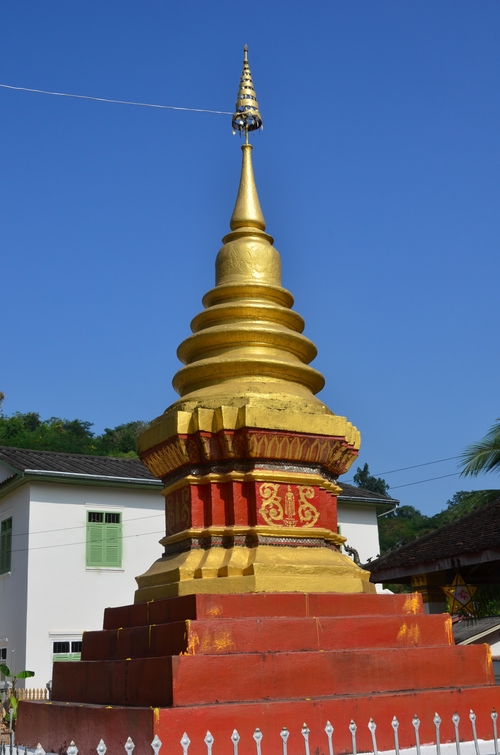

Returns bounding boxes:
[180,733,191,755]
[253,728,263,755]
[392,717,400,755]
[34,745,46,755]
[452,712,461,755]
[492,710,499,755]
[151,735,162,755]
[280,727,289,755]
[124,738,135,755]
[231,729,241,755]
[469,710,480,755]
[253,727,263,755]
[434,712,442,755]
[349,720,358,755]
[325,721,334,755]
[412,715,421,755]
[67,741,79,755]
[368,718,378,755]
[204,731,214,755]
[301,723,311,755]
[96,739,107,755]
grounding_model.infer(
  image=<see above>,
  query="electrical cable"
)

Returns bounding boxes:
[389,472,461,490]
[0,83,232,116]
[9,528,165,554]
[343,455,462,483]
[10,511,164,539]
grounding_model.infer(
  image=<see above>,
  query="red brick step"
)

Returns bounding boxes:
[83,613,452,660]
[102,591,424,630]
[53,643,493,707]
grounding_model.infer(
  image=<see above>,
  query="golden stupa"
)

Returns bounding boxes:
[135,47,372,600]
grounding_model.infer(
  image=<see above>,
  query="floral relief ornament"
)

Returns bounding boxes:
[259,483,320,528]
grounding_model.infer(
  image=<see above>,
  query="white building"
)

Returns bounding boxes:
[0,445,396,687]
[454,617,500,683]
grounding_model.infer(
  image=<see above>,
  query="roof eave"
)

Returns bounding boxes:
[337,495,399,510]
[0,470,162,500]
[369,547,500,583]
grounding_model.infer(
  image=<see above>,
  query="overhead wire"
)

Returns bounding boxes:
[9,528,165,554]
[342,454,467,491]
[389,472,461,490]
[0,83,232,116]
[10,511,164,539]
[369,456,461,477]
[343,455,462,484]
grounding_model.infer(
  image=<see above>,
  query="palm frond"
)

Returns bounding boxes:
[460,418,500,477]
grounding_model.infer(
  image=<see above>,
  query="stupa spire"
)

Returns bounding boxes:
[230,46,265,231]
[231,44,263,137]
[170,44,325,401]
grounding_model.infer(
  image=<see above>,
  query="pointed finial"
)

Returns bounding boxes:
[232,45,263,137]
[229,141,266,231]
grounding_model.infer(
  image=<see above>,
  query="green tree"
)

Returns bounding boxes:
[0,408,146,457]
[0,664,35,727]
[378,505,432,554]
[432,489,499,527]
[460,418,500,477]
[94,421,148,457]
[353,463,390,496]
[0,412,95,454]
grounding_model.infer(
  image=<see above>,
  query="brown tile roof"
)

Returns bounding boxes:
[0,446,159,482]
[337,481,398,505]
[368,496,500,578]
[453,616,500,645]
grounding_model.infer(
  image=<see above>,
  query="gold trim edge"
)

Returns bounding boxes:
[160,524,346,548]
[162,469,342,497]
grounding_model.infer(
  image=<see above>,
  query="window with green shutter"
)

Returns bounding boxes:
[86,511,122,568]
[0,518,12,575]
[52,640,82,662]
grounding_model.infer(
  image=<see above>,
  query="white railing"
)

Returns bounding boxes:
[4,709,500,755]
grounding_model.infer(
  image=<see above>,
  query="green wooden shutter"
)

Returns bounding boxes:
[53,653,81,662]
[86,522,104,567]
[104,523,122,567]
[0,518,12,575]
[53,653,68,663]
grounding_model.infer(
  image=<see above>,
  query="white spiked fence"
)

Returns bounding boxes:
[2,709,499,755]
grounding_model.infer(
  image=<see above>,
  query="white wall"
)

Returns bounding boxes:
[24,481,164,685]
[466,629,500,658]
[337,503,380,565]
[0,485,30,679]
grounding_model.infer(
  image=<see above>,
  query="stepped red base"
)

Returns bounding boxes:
[17,593,500,755]
[18,688,500,755]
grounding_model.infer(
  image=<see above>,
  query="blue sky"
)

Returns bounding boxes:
[2,2,499,515]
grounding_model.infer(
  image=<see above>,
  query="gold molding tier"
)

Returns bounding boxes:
[161,469,343,498]
[135,542,375,602]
